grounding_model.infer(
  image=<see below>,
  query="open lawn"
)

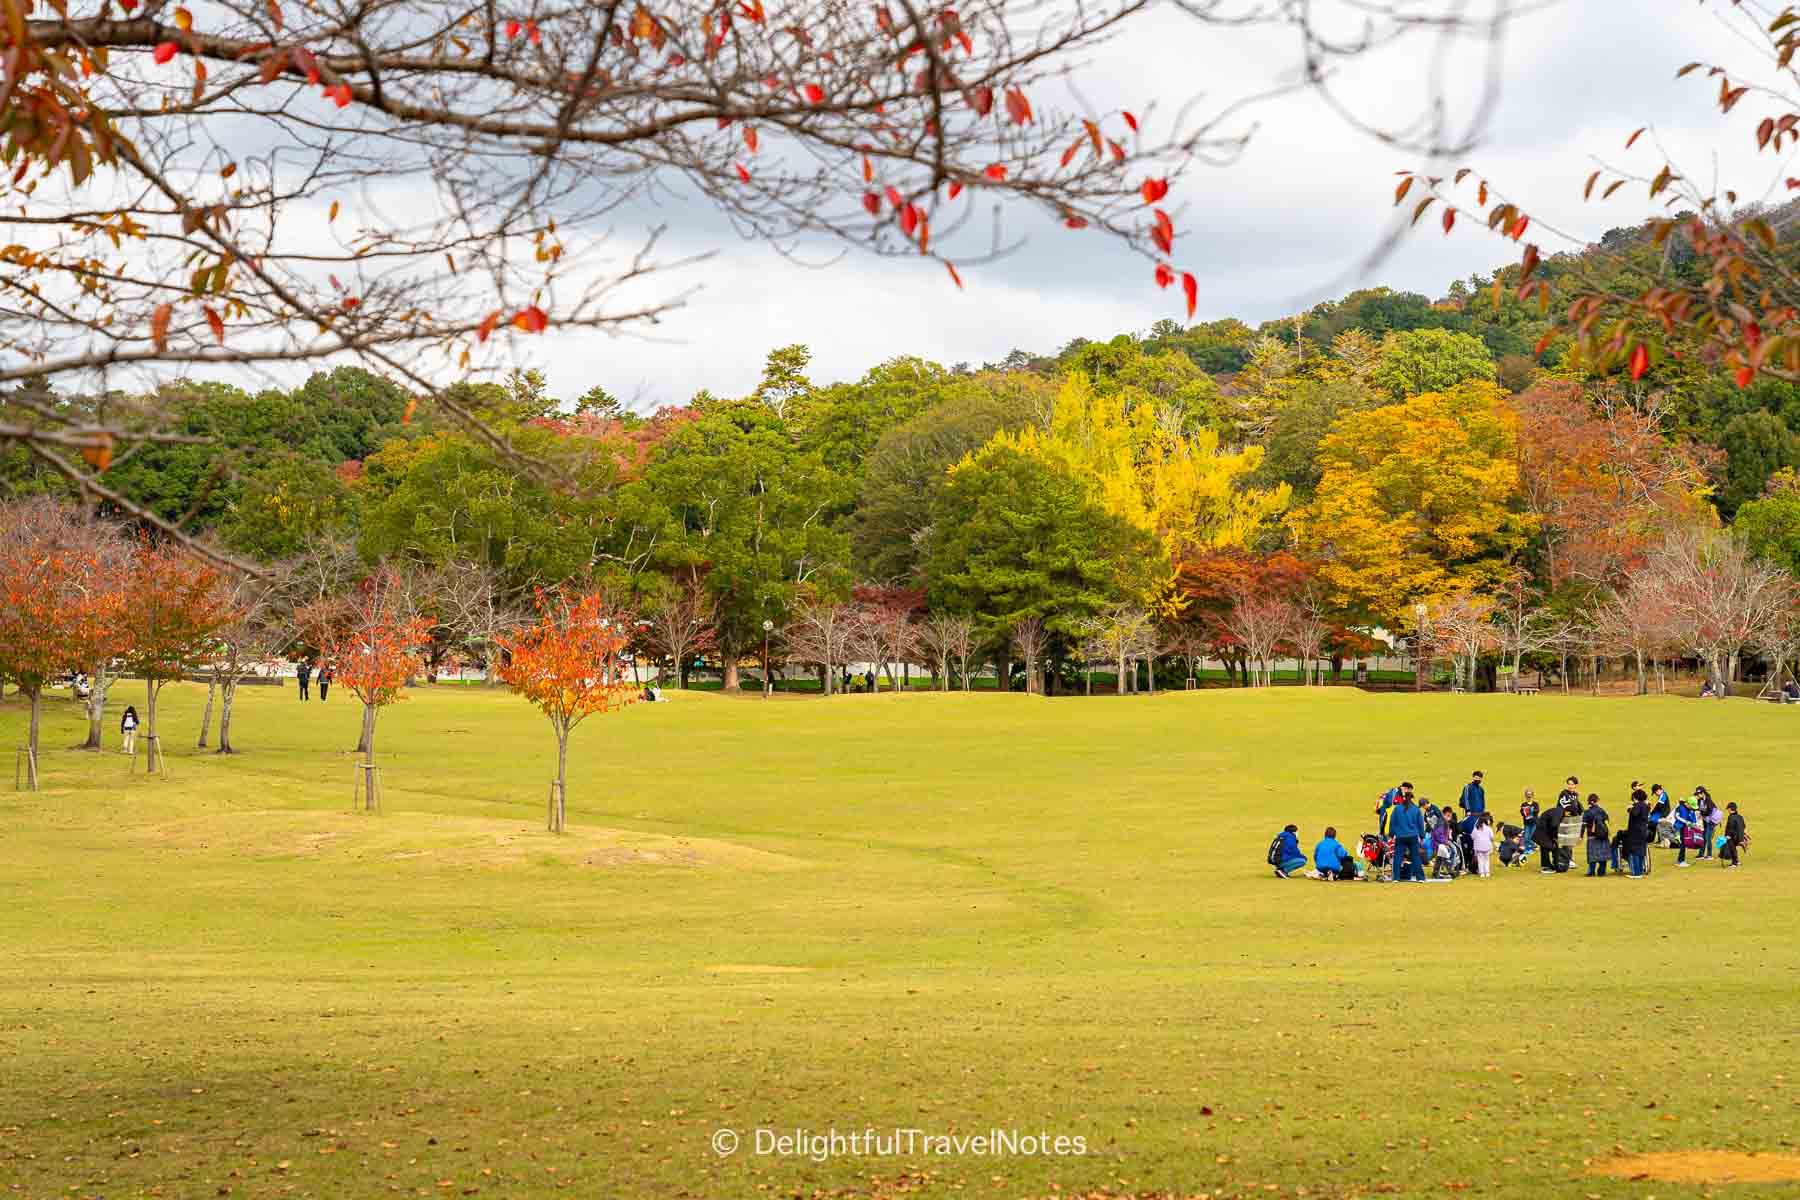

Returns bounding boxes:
[2,683,1797,1199]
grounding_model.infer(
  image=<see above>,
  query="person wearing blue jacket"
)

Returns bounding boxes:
[1314,827,1355,880]
[1672,796,1699,866]
[1273,824,1307,878]
[1388,793,1427,882]
[1459,770,1486,815]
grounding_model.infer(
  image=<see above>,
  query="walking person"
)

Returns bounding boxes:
[296,660,312,701]
[1582,794,1612,877]
[1470,812,1495,878]
[119,705,140,757]
[1722,802,1747,869]
[317,666,333,702]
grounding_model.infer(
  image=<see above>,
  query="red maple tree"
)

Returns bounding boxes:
[301,571,433,761]
[119,540,240,762]
[497,589,640,833]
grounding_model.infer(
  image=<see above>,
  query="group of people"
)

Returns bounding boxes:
[1271,769,1751,882]
[293,661,334,702]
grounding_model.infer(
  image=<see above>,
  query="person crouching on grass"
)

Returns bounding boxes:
[1314,827,1356,880]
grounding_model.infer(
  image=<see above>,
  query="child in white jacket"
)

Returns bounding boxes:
[1470,812,1495,877]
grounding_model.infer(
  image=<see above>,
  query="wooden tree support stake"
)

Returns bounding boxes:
[353,759,382,813]
[131,735,166,777]
[547,779,566,834]
[14,747,38,792]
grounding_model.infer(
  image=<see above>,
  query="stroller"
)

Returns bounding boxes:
[1430,833,1465,879]
[1360,833,1391,880]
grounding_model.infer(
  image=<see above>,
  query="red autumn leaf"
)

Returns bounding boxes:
[476,310,502,342]
[862,192,881,216]
[342,296,360,310]
[743,126,759,153]
[967,85,992,115]
[1154,263,1174,289]
[1736,366,1755,388]
[1060,140,1080,168]
[1181,271,1198,319]
[1745,321,1762,349]
[150,302,172,351]
[1003,87,1032,125]
[876,5,894,33]
[1441,207,1456,233]
[1123,110,1138,133]
[512,306,549,333]
[945,262,962,289]
[506,19,521,38]
[1628,342,1648,380]
[734,162,750,183]
[528,21,541,44]
[204,306,224,343]
[917,215,929,253]
[1140,177,1169,205]
[1064,216,1088,229]
[1509,215,1530,241]
[121,0,138,8]
[885,186,903,209]
[802,83,825,104]
[1107,139,1125,163]
[328,83,352,107]
[862,155,873,182]
[899,203,919,237]
[294,46,319,84]
[1533,332,1553,359]
[948,181,963,200]
[1151,226,1172,255]
[983,164,1007,181]
[153,41,179,64]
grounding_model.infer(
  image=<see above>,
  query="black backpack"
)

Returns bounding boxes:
[1266,835,1284,866]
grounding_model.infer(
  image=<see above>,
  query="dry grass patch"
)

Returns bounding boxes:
[1589,1150,1800,1185]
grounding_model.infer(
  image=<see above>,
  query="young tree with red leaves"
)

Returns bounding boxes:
[497,590,639,833]
[119,541,239,764]
[0,499,130,779]
[301,570,433,760]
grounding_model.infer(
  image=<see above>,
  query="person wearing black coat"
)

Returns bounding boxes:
[1534,802,1565,873]
[1723,803,1747,868]
[296,660,312,701]
[1623,789,1653,877]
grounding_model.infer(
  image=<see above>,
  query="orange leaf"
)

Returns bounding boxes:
[174,6,193,30]
[150,303,172,351]
[476,310,502,342]
[917,215,929,254]
[513,306,548,333]
[1083,119,1102,156]
[402,398,418,424]
[1625,126,1645,149]
[862,155,873,182]
[1628,342,1648,380]
[204,306,224,343]
[1003,87,1032,125]
[1107,139,1125,163]
[885,186,903,209]
[1736,366,1755,388]
[153,41,179,64]
[744,126,759,153]
[1181,272,1197,320]
[1442,207,1456,233]
[328,83,351,107]
[945,262,962,289]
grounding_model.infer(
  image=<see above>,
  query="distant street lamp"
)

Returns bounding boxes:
[762,619,774,699]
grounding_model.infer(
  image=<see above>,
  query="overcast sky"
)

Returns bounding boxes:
[506,1,1784,411]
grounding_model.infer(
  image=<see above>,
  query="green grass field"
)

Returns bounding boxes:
[3,683,1797,1199]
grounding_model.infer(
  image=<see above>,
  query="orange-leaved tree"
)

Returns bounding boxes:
[498,589,639,833]
[0,498,131,772]
[301,570,432,760]
[119,539,240,763]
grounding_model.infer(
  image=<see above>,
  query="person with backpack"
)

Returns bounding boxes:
[1459,770,1486,816]
[1269,824,1306,878]
[1582,794,1612,877]
[1722,803,1747,868]
[119,705,140,756]
[1375,781,1412,837]
[1389,791,1427,883]
[296,660,312,701]
[317,666,333,702]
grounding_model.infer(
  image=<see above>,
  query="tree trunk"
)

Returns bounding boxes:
[998,649,1011,694]
[198,673,217,748]
[28,685,43,761]
[1634,650,1647,696]
[483,640,501,687]
[217,679,239,753]
[1116,647,1127,695]
[81,661,114,750]
[1589,654,1599,697]
[723,658,740,691]
[1147,656,1157,694]
[357,703,377,756]
[1559,649,1569,694]
[960,658,971,692]
[550,728,569,833]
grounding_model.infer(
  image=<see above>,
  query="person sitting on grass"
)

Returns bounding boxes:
[1313,827,1356,880]
[1271,824,1307,878]
[1496,825,1527,867]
